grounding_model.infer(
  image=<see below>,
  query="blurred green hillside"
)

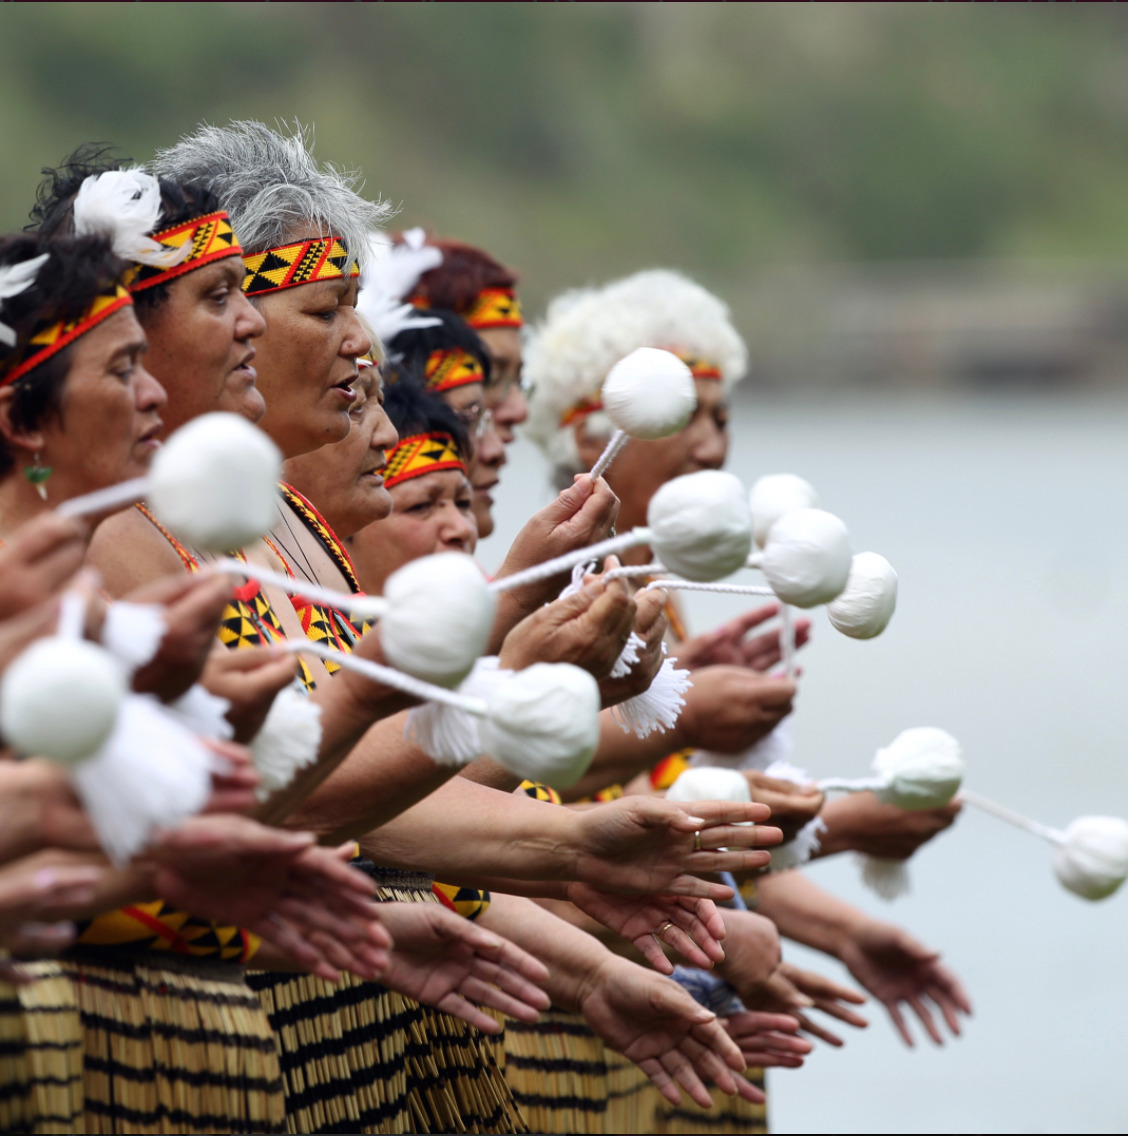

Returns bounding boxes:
[3,3,1128,380]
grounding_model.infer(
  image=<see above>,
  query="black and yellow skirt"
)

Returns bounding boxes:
[248,867,526,1135]
[56,949,285,1135]
[0,961,84,1135]
[493,1008,610,1134]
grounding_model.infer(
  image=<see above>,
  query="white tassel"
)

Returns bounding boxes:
[859,855,911,900]
[405,656,503,766]
[73,169,190,269]
[610,631,643,679]
[0,253,49,347]
[693,716,796,773]
[769,816,826,871]
[100,602,166,673]
[250,686,322,800]
[167,684,234,742]
[610,649,692,738]
[71,694,215,865]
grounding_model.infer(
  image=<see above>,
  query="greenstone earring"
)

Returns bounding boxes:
[24,452,51,500]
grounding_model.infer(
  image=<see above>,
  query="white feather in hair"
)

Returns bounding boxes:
[0,253,49,347]
[357,229,442,352]
[73,169,191,270]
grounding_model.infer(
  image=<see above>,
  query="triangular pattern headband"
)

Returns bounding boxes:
[125,211,242,293]
[242,236,359,297]
[1,281,133,389]
[383,431,465,489]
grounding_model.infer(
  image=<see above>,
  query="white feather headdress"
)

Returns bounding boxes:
[0,253,49,348]
[73,169,191,270]
[357,227,442,354]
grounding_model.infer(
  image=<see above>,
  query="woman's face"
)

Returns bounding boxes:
[578,378,730,531]
[28,306,167,499]
[281,371,397,539]
[251,270,371,460]
[139,256,266,437]
[347,467,477,595]
[474,328,527,540]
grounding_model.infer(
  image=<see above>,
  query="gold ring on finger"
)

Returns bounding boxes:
[694,830,703,853]
[656,920,675,944]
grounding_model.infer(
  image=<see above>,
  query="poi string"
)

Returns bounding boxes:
[491,530,648,593]
[284,639,487,715]
[588,430,628,481]
[216,557,386,620]
[57,476,149,519]
[959,788,1063,843]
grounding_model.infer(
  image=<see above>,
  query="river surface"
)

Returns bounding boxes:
[480,391,1128,1135]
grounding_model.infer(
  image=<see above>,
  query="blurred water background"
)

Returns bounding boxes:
[486,393,1128,1134]
[4,4,1128,1130]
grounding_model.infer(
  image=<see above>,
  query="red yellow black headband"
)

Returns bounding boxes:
[384,431,465,489]
[462,288,523,330]
[558,348,722,428]
[424,347,485,393]
[410,286,524,330]
[242,236,359,297]
[1,282,133,390]
[124,211,242,293]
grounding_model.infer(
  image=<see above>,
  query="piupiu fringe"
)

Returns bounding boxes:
[650,1067,767,1134]
[57,953,285,1135]
[250,867,525,1135]
[604,1044,658,1134]
[0,961,84,1135]
[498,1009,608,1134]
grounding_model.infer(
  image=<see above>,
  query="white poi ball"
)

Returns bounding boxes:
[872,726,964,811]
[647,470,753,581]
[1052,816,1128,901]
[381,553,496,688]
[148,413,282,551]
[749,473,819,550]
[0,638,127,764]
[760,508,852,608]
[827,552,898,639]
[479,663,601,788]
[601,348,697,440]
[667,766,751,805]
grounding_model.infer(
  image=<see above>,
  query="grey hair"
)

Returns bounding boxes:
[150,120,393,269]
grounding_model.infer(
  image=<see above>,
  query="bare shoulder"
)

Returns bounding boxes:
[87,507,187,597]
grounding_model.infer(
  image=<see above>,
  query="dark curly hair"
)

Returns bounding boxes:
[396,235,518,314]
[28,144,221,318]
[385,308,492,388]
[0,232,127,477]
[382,376,471,464]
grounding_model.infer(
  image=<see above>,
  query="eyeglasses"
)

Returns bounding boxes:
[455,403,494,439]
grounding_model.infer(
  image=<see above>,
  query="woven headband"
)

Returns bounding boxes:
[424,346,485,393]
[462,288,523,330]
[1,281,133,390]
[558,348,722,428]
[410,286,523,330]
[242,236,359,297]
[384,431,465,489]
[124,211,242,293]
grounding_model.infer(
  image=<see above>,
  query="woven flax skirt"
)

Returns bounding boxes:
[248,866,526,1135]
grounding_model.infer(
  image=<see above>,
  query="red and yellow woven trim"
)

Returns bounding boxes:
[1,282,132,389]
[242,236,359,297]
[669,348,723,381]
[560,394,603,428]
[461,287,523,330]
[384,431,465,489]
[424,346,485,393]
[650,749,694,791]
[124,210,242,293]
